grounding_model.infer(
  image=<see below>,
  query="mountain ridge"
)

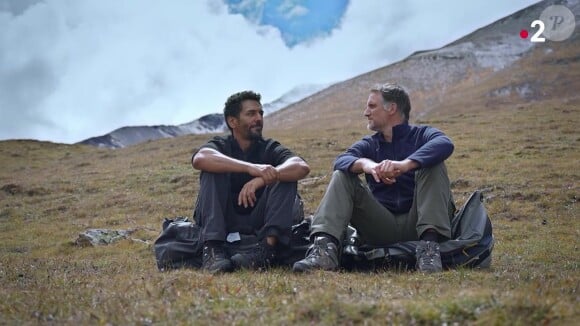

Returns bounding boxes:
[265,0,579,131]
[78,83,329,148]
[9,0,580,148]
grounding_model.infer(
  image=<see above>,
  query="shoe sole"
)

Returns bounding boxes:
[292,262,310,273]
[230,254,252,270]
[292,262,338,273]
[204,261,234,274]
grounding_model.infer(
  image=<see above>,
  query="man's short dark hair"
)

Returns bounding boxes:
[371,83,411,121]
[223,90,262,131]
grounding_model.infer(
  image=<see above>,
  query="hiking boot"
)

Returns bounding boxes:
[292,235,339,273]
[230,240,276,270]
[415,241,443,273]
[202,242,233,274]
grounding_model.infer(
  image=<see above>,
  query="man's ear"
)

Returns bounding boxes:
[387,102,397,115]
[227,116,238,130]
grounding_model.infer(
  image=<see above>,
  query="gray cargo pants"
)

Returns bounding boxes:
[310,163,455,245]
[193,172,299,246]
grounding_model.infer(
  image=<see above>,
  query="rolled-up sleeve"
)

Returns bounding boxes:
[191,136,224,162]
[269,140,297,166]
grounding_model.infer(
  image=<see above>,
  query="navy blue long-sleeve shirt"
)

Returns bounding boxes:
[333,122,454,214]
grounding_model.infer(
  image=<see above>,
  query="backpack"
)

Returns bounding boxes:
[154,190,493,271]
[153,195,309,271]
[340,190,494,271]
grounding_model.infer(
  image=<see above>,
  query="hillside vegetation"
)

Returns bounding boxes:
[0,97,578,324]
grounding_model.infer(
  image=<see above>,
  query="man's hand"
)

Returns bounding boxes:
[375,160,402,185]
[247,164,279,185]
[362,161,386,184]
[369,159,418,185]
[238,177,266,208]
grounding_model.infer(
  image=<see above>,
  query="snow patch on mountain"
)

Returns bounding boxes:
[178,113,225,134]
[79,83,329,148]
[263,84,330,115]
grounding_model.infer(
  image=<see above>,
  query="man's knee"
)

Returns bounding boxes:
[331,170,360,183]
[199,171,229,185]
[195,172,230,221]
[329,170,363,191]
[415,163,449,182]
[266,181,298,198]
[332,169,348,179]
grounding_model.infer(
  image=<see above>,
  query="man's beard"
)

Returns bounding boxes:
[249,126,263,140]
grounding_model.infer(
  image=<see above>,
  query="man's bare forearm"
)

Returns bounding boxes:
[275,156,310,182]
[349,158,376,174]
[192,148,251,173]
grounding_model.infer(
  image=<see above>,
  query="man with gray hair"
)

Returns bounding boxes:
[293,83,455,273]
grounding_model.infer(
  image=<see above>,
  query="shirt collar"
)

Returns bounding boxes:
[392,122,410,140]
[228,135,264,154]
[372,122,410,142]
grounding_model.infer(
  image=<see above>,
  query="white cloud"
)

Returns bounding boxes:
[0,0,539,144]
[278,0,309,19]
[283,5,308,19]
[227,0,266,23]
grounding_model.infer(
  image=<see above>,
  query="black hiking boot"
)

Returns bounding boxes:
[292,235,339,273]
[415,240,443,273]
[230,240,276,270]
[202,242,233,274]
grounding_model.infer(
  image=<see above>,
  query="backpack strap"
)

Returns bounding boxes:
[361,248,389,260]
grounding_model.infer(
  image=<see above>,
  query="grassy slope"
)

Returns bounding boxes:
[0,95,578,324]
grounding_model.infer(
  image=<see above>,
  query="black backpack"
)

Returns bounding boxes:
[154,190,493,271]
[153,195,309,271]
[340,190,494,271]
[153,217,310,271]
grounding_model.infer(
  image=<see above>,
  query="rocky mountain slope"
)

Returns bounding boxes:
[79,0,579,148]
[266,0,579,131]
[79,84,327,148]
[79,113,222,148]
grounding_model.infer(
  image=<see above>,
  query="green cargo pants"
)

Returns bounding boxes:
[310,163,455,245]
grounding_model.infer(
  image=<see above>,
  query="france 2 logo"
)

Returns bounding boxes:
[521,5,576,42]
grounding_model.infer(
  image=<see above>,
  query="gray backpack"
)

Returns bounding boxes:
[341,190,494,270]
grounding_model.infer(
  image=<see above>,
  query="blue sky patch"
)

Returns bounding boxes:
[225,0,349,47]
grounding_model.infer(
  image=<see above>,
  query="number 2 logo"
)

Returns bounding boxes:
[530,20,545,43]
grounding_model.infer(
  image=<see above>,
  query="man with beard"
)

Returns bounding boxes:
[192,90,310,273]
[292,83,455,273]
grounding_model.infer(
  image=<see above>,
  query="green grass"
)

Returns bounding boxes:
[0,101,578,325]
